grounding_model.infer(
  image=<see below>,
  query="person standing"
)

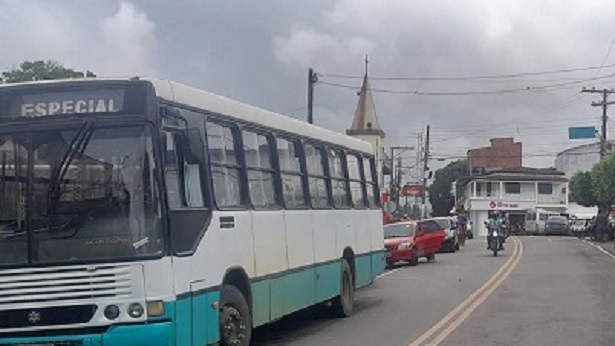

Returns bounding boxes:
[457,213,468,246]
[383,210,392,225]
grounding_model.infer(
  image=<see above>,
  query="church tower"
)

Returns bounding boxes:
[346,57,386,188]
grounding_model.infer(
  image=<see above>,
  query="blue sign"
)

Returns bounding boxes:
[569,126,596,139]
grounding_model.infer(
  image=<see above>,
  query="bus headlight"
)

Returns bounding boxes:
[146,300,165,317]
[104,305,120,320]
[128,303,145,318]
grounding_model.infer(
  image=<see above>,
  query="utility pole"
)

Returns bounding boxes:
[396,157,402,210]
[389,146,395,196]
[307,68,318,124]
[581,88,615,157]
[389,145,415,212]
[422,125,430,205]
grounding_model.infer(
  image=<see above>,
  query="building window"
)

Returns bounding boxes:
[538,183,553,195]
[486,182,492,196]
[504,182,520,194]
[476,182,482,196]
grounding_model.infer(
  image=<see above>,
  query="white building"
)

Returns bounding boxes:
[458,168,568,236]
[554,141,614,178]
[554,141,613,216]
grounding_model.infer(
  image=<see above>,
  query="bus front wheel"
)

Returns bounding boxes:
[219,284,252,346]
[331,259,354,318]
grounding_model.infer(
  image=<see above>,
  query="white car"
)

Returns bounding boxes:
[429,217,460,253]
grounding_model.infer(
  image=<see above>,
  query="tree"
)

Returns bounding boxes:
[1,60,95,83]
[591,153,615,209]
[569,171,597,207]
[429,160,468,217]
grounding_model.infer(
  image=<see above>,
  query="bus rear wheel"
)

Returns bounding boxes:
[219,285,252,346]
[331,259,354,317]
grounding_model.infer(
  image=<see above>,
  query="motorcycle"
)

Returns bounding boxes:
[488,229,502,257]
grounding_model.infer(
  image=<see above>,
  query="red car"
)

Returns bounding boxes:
[384,220,446,267]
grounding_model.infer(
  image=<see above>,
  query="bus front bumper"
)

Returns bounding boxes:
[0,322,172,346]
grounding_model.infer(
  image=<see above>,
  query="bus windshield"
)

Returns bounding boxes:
[0,124,163,266]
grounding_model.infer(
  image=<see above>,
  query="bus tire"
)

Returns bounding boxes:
[331,259,354,318]
[219,284,252,346]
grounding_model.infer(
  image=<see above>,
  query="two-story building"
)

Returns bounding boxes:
[457,168,568,236]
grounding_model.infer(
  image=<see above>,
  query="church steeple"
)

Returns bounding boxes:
[346,56,385,138]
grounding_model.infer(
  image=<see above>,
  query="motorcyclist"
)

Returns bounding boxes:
[487,212,504,251]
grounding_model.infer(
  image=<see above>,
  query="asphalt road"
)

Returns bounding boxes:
[253,236,615,346]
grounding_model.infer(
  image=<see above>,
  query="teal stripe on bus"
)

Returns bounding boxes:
[174,290,220,345]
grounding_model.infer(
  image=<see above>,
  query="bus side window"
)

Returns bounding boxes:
[164,131,205,209]
[164,132,183,209]
[206,121,243,208]
[305,143,331,208]
[347,154,365,208]
[328,149,350,208]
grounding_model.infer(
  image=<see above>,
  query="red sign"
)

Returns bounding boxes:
[401,184,423,197]
[489,201,520,209]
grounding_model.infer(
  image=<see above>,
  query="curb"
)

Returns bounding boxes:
[587,239,615,255]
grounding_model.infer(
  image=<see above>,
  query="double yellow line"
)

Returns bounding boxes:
[408,237,524,346]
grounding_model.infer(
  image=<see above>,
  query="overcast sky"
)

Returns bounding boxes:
[3,0,615,173]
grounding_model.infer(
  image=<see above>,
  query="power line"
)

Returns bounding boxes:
[594,33,615,78]
[318,63,615,81]
[317,73,615,96]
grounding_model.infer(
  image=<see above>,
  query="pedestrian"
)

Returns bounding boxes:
[457,213,468,246]
[383,210,392,225]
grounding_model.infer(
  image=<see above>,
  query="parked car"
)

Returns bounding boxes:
[570,217,591,237]
[544,215,570,236]
[429,217,459,253]
[384,220,446,267]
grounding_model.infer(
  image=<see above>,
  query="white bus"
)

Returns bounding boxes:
[0,78,385,345]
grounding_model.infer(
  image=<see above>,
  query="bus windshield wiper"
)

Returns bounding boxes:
[47,121,94,214]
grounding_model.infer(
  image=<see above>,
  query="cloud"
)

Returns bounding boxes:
[99,2,156,76]
[0,1,156,77]
[272,0,615,168]
[4,0,615,170]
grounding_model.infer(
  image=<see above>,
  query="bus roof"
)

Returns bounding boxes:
[0,77,374,154]
[147,78,373,153]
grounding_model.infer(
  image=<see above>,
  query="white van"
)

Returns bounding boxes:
[525,208,560,235]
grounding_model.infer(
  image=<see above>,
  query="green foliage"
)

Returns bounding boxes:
[569,171,596,207]
[1,60,96,83]
[429,160,468,217]
[591,153,615,208]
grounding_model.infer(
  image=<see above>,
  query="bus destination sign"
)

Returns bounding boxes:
[11,89,125,117]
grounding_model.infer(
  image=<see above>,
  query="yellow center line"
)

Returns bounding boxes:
[408,237,522,346]
[428,237,524,345]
